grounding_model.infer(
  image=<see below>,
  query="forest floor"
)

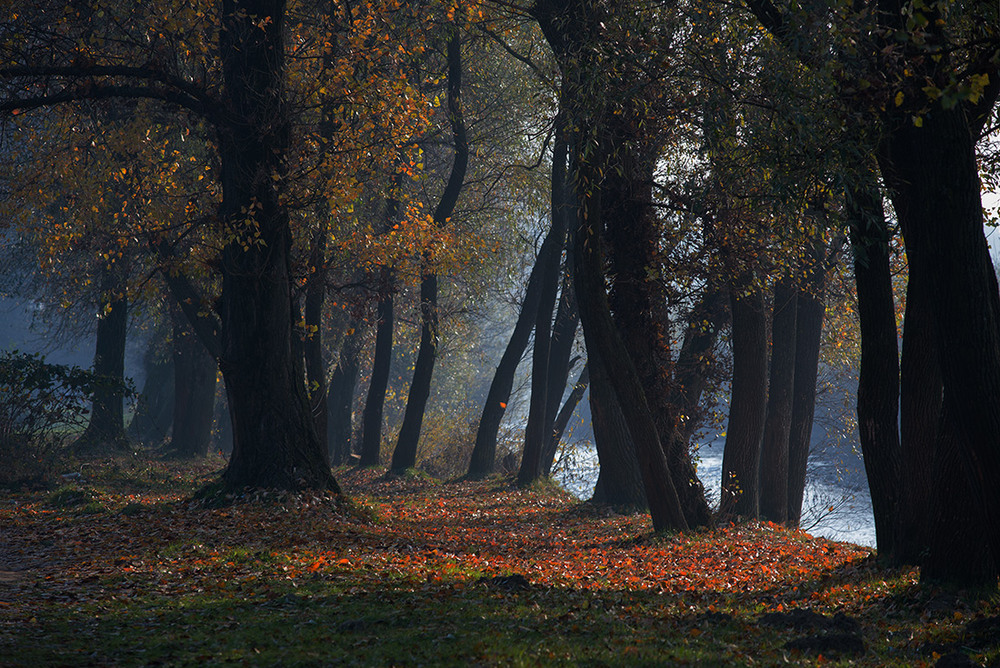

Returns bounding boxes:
[0,455,997,667]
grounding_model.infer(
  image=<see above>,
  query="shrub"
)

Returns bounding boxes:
[0,350,130,487]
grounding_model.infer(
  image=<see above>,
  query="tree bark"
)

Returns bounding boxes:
[896,267,941,564]
[391,31,468,474]
[786,283,825,527]
[721,288,768,519]
[589,353,645,510]
[216,0,335,492]
[847,176,902,564]
[879,106,1000,586]
[760,279,797,523]
[543,360,588,476]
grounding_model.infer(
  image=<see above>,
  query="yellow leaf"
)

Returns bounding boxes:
[894,91,904,107]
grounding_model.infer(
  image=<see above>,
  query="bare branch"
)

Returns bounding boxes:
[0,80,221,124]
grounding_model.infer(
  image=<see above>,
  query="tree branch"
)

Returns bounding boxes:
[0,82,220,124]
[0,64,216,107]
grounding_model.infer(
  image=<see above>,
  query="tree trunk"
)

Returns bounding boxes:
[128,325,173,445]
[665,288,728,529]
[721,288,768,519]
[75,268,129,455]
[760,279,797,523]
[572,140,687,532]
[603,144,712,529]
[519,117,569,487]
[539,248,580,476]
[170,308,217,458]
[391,272,438,473]
[304,228,329,445]
[847,176,902,564]
[879,107,1000,586]
[213,382,232,455]
[543,360,588,476]
[787,283,825,527]
[670,288,729,446]
[216,0,335,492]
[922,404,997,586]
[360,272,394,467]
[391,31,468,474]
[589,354,645,509]
[467,223,558,478]
[896,267,941,564]
[327,321,364,466]
[532,0,688,530]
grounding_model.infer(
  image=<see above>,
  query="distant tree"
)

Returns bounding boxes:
[73,263,129,455]
[392,30,470,474]
[327,317,366,465]
[518,111,568,486]
[167,303,216,458]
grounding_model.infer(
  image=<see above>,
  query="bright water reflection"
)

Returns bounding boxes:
[556,436,876,548]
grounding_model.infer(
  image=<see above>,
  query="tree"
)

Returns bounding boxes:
[2,1,338,490]
[543,359,587,475]
[588,348,646,509]
[846,172,903,563]
[786,252,828,527]
[327,317,366,465]
[539,251,581,477]
[720,287,768,518]
[391,30,470,474]
[168,303,217,458]
[518,111,568,486]
[467,201,564,479]
[532,0,690,531]
[743,0,1000,586]
[128,321,174,446]
[360,263,396,467]
[73,263,130,455]
[1,0,462,492]
[759,279,797,523]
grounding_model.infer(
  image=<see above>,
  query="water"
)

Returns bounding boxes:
[555,434,876,548]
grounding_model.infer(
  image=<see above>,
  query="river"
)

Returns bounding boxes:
[554,428,876,549]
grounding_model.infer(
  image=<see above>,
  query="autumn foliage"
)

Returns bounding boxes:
[3,458,997,665]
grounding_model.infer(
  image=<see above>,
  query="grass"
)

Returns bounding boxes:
[0,455,997,666]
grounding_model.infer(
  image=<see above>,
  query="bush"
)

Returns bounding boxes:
[0,350,128,487]
[416,405,480,480]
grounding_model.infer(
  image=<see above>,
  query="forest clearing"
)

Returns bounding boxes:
[1,456,997,666]
[1,1,999,663]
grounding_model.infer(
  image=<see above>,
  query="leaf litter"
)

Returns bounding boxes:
[1,457,997,666]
